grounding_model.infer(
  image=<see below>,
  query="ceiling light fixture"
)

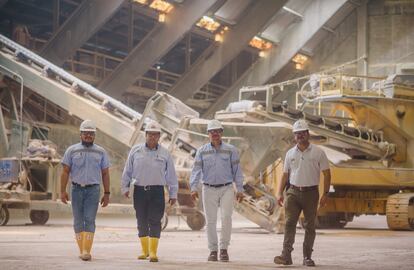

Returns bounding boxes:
[292,53,309,70]
[196,16,221,32]
[149,0,174,13]
[158,13,166,22]
[133,0,147,4]
[249,36,272,51]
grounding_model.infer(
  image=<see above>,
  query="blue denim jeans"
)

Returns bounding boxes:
[71,184,100,233]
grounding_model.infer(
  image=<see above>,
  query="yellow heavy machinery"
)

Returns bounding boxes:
[216,73,414,230]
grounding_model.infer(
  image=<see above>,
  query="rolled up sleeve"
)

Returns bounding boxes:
[283,151,291,173]
[101,149,111,169]
[319,150,330,171]
[61,148,72,167]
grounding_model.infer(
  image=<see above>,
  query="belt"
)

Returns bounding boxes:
[136,185,163,191]
[290,185,318,191]
[203,182,232,188]
[72,182,99,188]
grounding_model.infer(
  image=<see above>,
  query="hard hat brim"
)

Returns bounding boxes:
[207,127,224,131]
[293,128,308,133]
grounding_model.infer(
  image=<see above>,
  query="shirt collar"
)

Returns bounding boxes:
[210,141,223,149]
[145,143,159,151]
[295,143,312,153]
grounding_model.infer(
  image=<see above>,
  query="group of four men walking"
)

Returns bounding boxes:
[60,118,330,266]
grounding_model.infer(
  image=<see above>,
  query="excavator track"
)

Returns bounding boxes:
[386,193,414,230]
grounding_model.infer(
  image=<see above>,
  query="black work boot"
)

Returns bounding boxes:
[208,251,218,262]
[219,249,229,262]
[303,257,316,266]
[274,250,293,265]
[303,248,315,266]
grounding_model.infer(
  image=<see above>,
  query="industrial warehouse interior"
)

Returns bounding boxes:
[0,0,413,269]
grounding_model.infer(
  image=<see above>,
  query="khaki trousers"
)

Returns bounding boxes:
[283,187,319,258]
[202,184,234,252]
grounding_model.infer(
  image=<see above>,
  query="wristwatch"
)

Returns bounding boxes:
[104,191,110,195]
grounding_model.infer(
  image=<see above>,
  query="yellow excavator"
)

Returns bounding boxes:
[216,73,414,230]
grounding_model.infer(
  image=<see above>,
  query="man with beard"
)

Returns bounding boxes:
[274,119,331,267]
[60,119,111,261]
[190,119,244,262]
[121,121,178,263]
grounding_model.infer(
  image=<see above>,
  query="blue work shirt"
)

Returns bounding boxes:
[190,142,244,192]
[121,144,178,199]
[61,143,110,186]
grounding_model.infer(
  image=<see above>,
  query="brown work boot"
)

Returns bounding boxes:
[274,251,293,265]
[219,249,229,262]
[208,251,218,262]
[303,257,316,266]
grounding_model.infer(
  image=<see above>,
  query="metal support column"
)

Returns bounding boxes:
[52,0,60,33]
[357,0,368,88]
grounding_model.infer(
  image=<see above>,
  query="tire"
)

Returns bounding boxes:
[0,205,9,226]
[186,211,206,231]
[29,210,49,225]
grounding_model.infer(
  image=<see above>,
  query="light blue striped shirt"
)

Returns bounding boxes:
[121,144,178,199]
[61,143,110,185]
[190,142,244,192]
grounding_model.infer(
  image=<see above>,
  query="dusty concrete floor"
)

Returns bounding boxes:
[0,210,413,270]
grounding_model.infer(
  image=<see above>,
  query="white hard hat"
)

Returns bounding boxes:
[80,119,96,132]
[145,121,161,133]
[292,119,309,133]
[207,119,223,131]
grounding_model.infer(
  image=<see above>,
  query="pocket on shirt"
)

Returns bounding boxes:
[72,153,84,167]
[220,155,230,164]
[290,158,299,170]
[202,155,214,169]
[154,157,166,171]
[92,154,101,167]
[132,156,145,172]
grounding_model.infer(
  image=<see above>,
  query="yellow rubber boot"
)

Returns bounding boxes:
[80,232,94,261]
[75,232,83,257]
[138,236,149,260]
[149,237,159,262]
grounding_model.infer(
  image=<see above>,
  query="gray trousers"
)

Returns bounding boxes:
[202,184,234,251]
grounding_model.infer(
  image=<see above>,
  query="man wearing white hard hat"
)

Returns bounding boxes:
[121,121,178,263]
[60,119,111,261]
[190,119,244,262]
[274,119,330,267]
